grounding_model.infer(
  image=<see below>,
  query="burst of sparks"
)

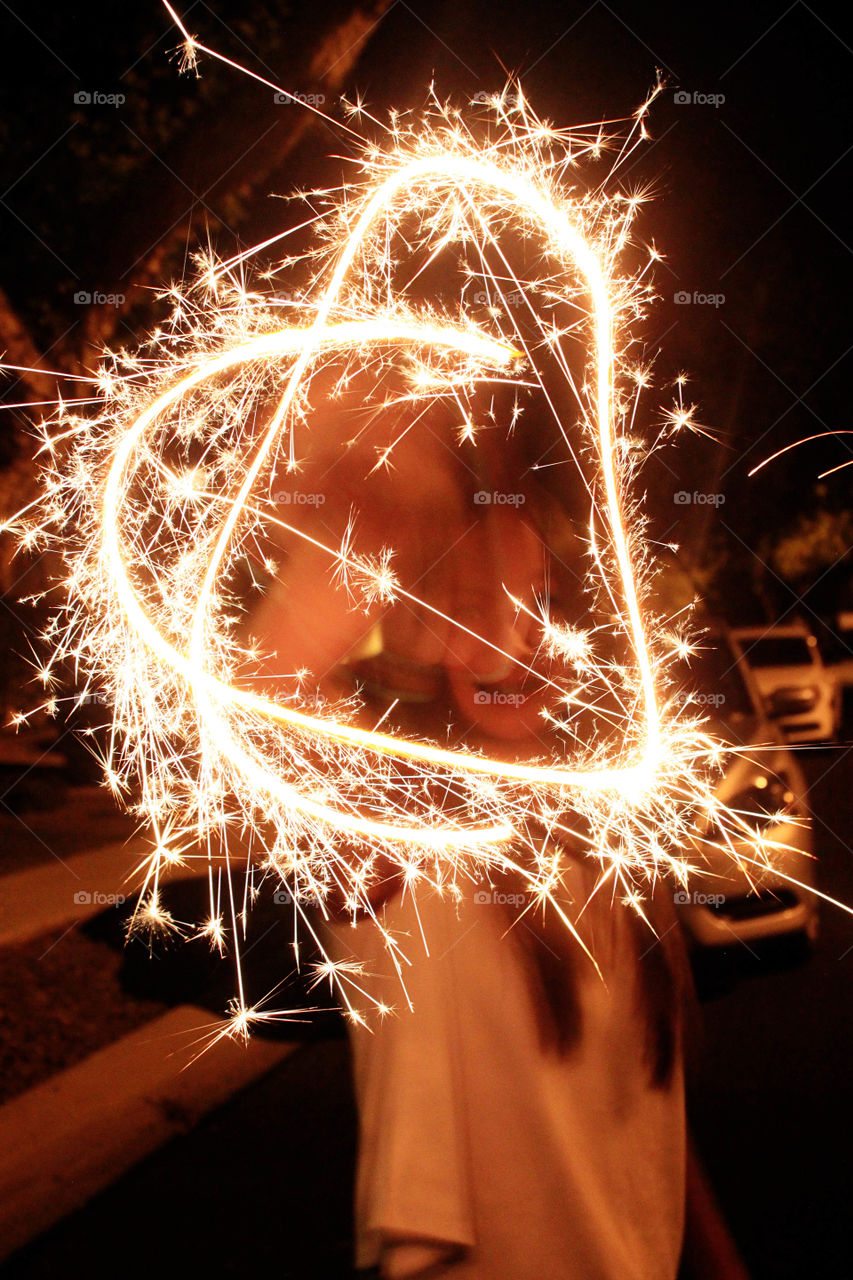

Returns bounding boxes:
[1,36,816,1034]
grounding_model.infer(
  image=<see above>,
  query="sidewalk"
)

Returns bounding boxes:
[0,838,149,947]
[0,826,344,1269]
[0,1006,296,1261]
[1,1035,357,1279]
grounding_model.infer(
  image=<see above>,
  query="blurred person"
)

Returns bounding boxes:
[248,375,748,1280]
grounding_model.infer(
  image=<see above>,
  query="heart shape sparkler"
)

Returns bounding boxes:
[101,146,662,860]
[19,88,755,1021]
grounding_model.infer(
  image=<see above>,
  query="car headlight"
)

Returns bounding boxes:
[697,770,798,843]
[726,772,796,829]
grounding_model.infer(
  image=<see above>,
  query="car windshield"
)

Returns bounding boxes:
[694,641,755,719]
[742,636,815,668]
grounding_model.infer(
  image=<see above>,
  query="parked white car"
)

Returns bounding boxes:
[678,634,817,948]
[729,622,839,743]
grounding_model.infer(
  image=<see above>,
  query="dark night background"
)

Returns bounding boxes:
[1,3,853,1278]
[2,0,853,630]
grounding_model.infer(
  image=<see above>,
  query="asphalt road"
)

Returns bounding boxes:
[3,745,853,1279]
[690,743,853,1280]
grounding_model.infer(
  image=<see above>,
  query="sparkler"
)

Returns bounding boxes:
[750,431,853,481]
[2,23,818,1037]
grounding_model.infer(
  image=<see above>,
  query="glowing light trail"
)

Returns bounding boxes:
[4,32,820,1031]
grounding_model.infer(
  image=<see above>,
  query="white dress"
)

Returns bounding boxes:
[326,865,686,1280]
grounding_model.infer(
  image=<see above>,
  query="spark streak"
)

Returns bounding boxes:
[3,48,814,1029]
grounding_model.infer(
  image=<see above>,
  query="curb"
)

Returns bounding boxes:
[0,1004,295,1261]
[0,838,226,948]
[0,840,149,948]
